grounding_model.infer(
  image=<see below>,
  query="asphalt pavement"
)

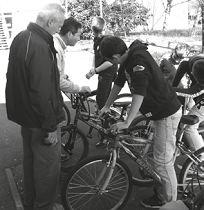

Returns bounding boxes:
[0,100,157,210]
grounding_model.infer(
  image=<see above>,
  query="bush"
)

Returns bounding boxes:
[128,28,201,37]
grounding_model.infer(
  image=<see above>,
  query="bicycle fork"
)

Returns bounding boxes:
[95,150,117,194]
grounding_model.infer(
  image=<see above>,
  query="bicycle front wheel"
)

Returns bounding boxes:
[61,126,89,172]
[61,155,132,210]
[120,125,155,186]
[178,147,204,198]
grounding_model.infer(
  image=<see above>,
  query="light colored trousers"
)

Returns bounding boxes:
[153,108,182,203]
[184,105,204,152]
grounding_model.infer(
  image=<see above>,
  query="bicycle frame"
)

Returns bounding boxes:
[98,114,204,193]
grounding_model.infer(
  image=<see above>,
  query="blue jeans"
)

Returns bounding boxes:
[184,105,204,152]
[21,125,61,210]
[153,108,182,203]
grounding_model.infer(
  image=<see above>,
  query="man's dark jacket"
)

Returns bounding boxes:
[115,40,181,120]
[6,22,65,132]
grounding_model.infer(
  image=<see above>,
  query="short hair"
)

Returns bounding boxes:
[192,60,204,84]
[37,3,65,22]
[174,43,190,59]
[59,17,82,36]
[91,17,106,34]
[100,36,127,59]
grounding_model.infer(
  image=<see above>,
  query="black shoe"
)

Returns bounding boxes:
[95,139,108,148]
[140,194,164,209]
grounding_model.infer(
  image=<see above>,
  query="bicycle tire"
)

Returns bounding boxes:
[178,147,204,198]
[61,126,89,172]
[61,155,132,210]
[129,115,152,127]
[59,103,71,128]
[120,125,155,186]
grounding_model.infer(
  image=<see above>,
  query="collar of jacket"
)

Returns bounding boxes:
[53,33,66,50]
[27,22,57,57]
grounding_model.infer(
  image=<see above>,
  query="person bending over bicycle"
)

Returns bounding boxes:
[85,17,118,148]
[174,59,204,153]
[54,17,91,95]
[99,36,182,209]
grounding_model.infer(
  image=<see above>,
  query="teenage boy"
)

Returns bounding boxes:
[99,36,182,208]
[159,43,190,87]
[85,16,118,148]
[174,59,204,152]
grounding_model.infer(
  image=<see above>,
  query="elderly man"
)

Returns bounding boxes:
[6,3,66,210]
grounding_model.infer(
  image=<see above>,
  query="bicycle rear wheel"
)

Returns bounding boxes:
[61,126,89,172]
[178,147,204,199]
[120,125,155,186]
[61,155,132,210]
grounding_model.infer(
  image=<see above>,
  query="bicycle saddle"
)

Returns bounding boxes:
[180,115,199,125]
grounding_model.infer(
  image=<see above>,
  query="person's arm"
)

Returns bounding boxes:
[95,61,113,73]
[111,94,144,132]
[55,45,82,93]
[125,94,144,126]
[105,84,122,107]
[98,84,122,116]
[172,60,189,87]
[28,47,58,132]
[60,76,82,93]
[159,58,171,80]
[86,61,113,79]
[174,83,204,98]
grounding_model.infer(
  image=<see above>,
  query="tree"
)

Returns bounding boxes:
[60,0,150,39]
[104,0,150,36]
[196,0,204,52]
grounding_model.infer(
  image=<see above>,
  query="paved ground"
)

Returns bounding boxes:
[0,100,189,210]
[0,101,155,210]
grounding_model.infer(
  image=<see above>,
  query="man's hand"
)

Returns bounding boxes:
[98,106,111,118]
[85,67,95,79]
[80,86,91,93]
[186,98,195,110]
[110,121,129,133]
[43,130,58,146]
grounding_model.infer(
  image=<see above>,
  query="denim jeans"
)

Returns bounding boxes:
[184,105,204,152]
[21,125,61,210]
[153,108,182,203]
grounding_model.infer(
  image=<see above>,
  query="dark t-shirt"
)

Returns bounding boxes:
[93,36,117,76]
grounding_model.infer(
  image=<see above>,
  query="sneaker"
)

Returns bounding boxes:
[95,139,108,148]
[140,194,164,209]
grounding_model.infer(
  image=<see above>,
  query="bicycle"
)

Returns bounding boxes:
[61,113,204,210]
[60,91,132,172]
[60,90,132,130]
[119,99,204,187]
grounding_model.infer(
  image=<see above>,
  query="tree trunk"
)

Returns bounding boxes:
[202,4,204,53]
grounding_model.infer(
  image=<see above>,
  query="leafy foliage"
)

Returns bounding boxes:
[104,0,150,36]
[60,0,150,39]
